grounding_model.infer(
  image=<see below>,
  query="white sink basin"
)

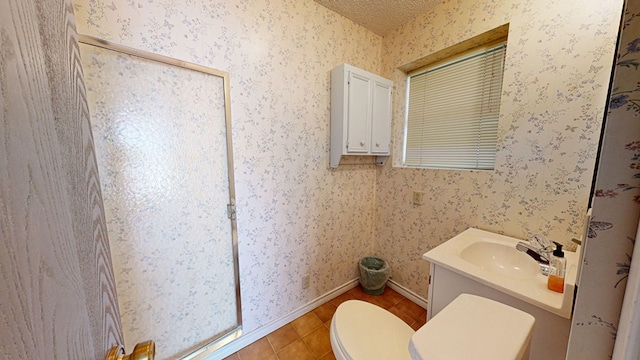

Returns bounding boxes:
[423,228,579,319]
[460,241,540,280]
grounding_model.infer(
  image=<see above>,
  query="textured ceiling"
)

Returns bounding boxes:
[314,0,444,36]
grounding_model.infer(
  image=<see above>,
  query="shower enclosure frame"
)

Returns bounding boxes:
[78,34,243,359]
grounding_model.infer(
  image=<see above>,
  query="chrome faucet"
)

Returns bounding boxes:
[516,235,554,275]
[516,241,551,264]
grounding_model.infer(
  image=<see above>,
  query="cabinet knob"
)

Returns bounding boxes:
[375,143,380,147]
[360,141,365,146]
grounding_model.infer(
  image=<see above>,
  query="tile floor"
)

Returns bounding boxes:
[224,285,427,360]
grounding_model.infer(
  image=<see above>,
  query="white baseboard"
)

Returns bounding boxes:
[196,278,428,359]
[200,279,359,359]
[387,279,429,310]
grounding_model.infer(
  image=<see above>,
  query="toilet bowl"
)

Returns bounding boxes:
[330,293,535,360]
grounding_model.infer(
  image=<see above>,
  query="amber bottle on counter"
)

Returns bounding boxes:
[548,242,566,293]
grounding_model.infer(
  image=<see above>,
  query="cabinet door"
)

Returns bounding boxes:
[371,80,392,154]
[346,71,372,153]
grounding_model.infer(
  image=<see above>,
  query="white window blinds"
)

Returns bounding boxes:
[404,43,506,170]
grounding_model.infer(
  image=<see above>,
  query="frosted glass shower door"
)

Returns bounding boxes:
[79,39,240,360]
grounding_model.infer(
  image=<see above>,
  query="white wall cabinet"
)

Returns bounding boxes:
[330,64,393,168]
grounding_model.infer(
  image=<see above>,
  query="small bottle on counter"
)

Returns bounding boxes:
[548,242,566,293]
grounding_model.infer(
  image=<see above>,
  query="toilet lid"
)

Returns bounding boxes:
[332,300,415,360]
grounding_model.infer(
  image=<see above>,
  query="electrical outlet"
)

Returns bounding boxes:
[412,191,424,205]
[302,275,310,289]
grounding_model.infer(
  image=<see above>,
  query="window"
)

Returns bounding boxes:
[404,42,507,170]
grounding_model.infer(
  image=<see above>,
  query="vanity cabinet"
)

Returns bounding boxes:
[330,64,393,168]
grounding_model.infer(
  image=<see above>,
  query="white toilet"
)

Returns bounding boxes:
[330,293,535,360]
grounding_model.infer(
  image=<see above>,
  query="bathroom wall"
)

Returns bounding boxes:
[376,0,623,299]
[72,0,382,333]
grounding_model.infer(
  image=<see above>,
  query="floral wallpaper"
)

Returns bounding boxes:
[72,0,382,337]
[375,0,623,305]
[568,1,640,358]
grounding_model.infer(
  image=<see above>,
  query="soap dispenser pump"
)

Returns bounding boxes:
[548,242,566,293]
